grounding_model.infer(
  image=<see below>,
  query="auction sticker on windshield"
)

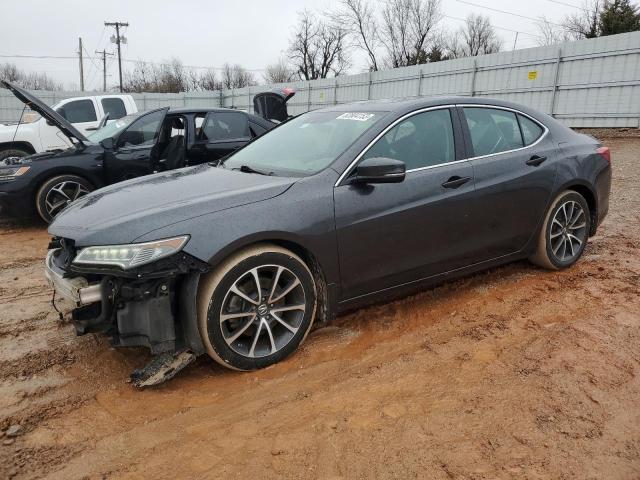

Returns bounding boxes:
[336,113,376,121]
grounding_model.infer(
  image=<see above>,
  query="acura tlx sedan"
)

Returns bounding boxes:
[44,97,611,385]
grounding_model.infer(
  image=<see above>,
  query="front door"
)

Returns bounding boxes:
[104,108,168,183]
[460,106,559,260]
[334,107,476,300]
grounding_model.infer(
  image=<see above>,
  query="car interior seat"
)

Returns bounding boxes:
[158,117,185,170]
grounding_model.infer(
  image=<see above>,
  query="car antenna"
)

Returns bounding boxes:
[7,103,28,164]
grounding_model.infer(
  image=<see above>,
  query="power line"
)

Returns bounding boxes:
[443,13,542,38]
[546,0,592,12]
[455,0,565,27]
[0,53,267,71]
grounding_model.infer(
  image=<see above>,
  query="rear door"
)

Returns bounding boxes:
[334,107,476,299]
[104,108,168,183]
[189,111,251,164]
[100,97,129,122]
[460,106,558,260]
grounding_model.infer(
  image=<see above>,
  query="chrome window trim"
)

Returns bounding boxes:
[457,104,549,161]
[334,103,549,187]
[334,105,457,187]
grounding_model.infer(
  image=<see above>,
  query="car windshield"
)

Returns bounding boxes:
[87,113,142,143]
[223,111,386,176]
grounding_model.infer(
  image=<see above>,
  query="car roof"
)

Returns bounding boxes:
[166,107,244,114]
[315,96,542,115]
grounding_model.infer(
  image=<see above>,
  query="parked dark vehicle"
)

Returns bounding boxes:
[44,97,611,385]
[0,82,290,222]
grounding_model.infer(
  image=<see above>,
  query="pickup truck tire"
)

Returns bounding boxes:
[0,148,29,163]
[35,174,93,223]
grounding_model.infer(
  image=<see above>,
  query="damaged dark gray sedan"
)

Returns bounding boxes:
[45,97,611,385]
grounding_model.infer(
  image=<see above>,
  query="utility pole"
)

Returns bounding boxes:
[78,37,84,91]
[105,21,129,92]
[95,49,114,92]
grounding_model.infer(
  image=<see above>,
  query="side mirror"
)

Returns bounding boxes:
[100,137,115,150]
[351,157,406,184]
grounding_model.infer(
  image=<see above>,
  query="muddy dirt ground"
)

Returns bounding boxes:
[0,135,639,480]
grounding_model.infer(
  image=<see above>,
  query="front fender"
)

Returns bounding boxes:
[133,169,341,288]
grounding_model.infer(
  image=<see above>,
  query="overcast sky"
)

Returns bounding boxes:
[1,0,581,90]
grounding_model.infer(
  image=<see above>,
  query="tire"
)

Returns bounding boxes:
[197,244,317,371]
[0,148,30,163]
[35,174,93,223]
[529,190,591,270]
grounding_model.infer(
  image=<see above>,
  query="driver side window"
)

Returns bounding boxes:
[464,107,523,157]
[362,108,455,170]
[118,110,164,148]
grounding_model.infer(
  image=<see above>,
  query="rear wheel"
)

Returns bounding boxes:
[197,244,317,371]
[35,174,93,223]
[530,190,591,270]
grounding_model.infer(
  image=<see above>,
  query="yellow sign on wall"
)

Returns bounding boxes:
[528,71,538,80]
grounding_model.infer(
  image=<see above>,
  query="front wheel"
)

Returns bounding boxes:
[35,174,93,223]
[530,190,591,270]
[197,245,317,371]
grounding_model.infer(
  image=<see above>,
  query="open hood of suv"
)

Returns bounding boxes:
[1,81,89,147]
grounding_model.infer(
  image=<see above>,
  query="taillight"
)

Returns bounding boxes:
[596,146,611,163]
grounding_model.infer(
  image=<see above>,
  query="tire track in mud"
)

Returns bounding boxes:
[1,136,639,479]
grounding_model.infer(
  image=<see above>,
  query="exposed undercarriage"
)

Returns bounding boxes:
[46,237,210,386]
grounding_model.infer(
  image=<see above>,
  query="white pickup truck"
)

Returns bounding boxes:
[0,93,138,161]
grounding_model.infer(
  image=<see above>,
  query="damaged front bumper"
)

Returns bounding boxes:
[44,249,102,307]
[44,244,210,385]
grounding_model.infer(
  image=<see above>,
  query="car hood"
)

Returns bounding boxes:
[1,80,88,147]
[49,164,296,246]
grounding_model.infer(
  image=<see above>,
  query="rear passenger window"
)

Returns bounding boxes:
[101,98,127,120]
[518,114,544,146]
[57,99,97,123]
[362,108,455,170]
[202,112,250,141]
[464,107,523,157]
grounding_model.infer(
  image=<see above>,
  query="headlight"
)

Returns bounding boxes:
[0,166,30,178]
[73,236,189,270]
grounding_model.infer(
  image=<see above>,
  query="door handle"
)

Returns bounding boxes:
[441,176,471,189]
[526,155,547,167]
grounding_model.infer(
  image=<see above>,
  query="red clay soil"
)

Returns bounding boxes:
[0,137,638,479]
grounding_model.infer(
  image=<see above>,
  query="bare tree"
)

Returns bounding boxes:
[380,0,442,68]
[0,62,63,90]
[447,14,503,58]
[288,10,350,80]
[199,69,220,91]
[263,58,295,84]
[332,0,381,71]
[220,63,256,89]
[123,58,224,93]
[535,17,575,46]
[562,0,603,39]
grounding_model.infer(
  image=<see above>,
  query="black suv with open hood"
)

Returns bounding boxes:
[0,81,293,222]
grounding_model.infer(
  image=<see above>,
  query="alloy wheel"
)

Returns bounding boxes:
[549,200,587,262]
[219,264,307,358]
[45,181,90,218]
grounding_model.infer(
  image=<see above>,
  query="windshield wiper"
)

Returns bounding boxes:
[232,165,274,176]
